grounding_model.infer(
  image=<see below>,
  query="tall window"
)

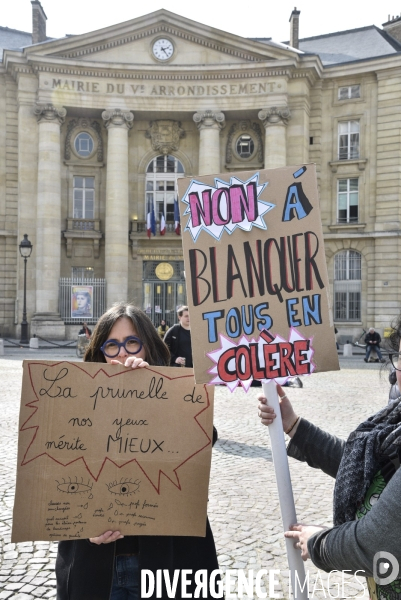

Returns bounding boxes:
[73,176,94,219]
[337,178,358,223]
[338,121,359,160]
[334,250,361,321]
[146,155,184,223]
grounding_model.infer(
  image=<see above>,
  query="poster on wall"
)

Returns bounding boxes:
[177,164,339,390]
[12,361,214,542]
[71,285,93,319]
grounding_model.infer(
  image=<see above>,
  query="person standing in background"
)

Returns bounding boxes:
[163,305,192,367]
[157,319,168,339]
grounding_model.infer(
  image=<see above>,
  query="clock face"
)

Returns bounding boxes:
[152,38,174,61]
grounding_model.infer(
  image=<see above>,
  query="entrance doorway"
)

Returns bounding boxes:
[143,260,186,328]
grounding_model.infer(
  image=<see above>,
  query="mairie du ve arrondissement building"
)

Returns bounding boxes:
[1,2,401,341]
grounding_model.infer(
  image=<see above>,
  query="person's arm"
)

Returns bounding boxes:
[258,390,345,478]
[288,419,345,479]
[307,468,401,576]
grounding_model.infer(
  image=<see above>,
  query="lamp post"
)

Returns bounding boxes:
[19,234,33,344]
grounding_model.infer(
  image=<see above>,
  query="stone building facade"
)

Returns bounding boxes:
[1,4,401,340]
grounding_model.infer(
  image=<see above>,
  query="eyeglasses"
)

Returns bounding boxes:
[389,353,401,371]
[100,336,143,358]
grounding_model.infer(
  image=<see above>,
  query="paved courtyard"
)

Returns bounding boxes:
[0,349,391,598]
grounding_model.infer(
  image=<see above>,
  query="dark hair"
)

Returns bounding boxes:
[84,303,170,366]
[177,305,188,318]
[388,315,401,353]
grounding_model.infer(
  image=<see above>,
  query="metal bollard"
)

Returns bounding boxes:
[343,343,353,357]
[0,339,4,355]
[30,337,39,349]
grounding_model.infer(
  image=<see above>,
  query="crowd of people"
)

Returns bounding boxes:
[63,303,401,600]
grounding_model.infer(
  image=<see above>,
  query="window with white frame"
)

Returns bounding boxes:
[338,120,359,160]
[334,250,361,321]
[146,155,184,223]
[73,176,94,219]
[337,178,359,223]
[236,134,255,158]
[338,85,361,100]
[74,132,94,158]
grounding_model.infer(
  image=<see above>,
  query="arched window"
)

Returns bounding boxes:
[334,250,361,321]
[146,155,184,224]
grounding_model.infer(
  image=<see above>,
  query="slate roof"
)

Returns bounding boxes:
[296,25,401,66]
[0,26,32,60]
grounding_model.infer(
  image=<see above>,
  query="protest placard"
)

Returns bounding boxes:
[12,361,213,542]
[178,164,339,389]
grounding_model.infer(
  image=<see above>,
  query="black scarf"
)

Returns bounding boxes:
[333,397,401,525]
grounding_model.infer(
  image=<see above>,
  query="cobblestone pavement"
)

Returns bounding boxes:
[0,351,391,598]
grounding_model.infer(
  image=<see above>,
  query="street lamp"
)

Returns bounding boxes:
[19,234,33,344]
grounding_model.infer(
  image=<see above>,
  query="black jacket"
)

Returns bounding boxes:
[56,428,220,600]
[56,520,220,600]
[364,331,381,346]
[163,324,193,368]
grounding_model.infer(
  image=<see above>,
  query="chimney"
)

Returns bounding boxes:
[31,0,47,45]
[383,14,401,43]
[289,7,301,49]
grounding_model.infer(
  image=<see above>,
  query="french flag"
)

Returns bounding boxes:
[174,198,181,235]
[147,202,156,238]
[160,211,166,236]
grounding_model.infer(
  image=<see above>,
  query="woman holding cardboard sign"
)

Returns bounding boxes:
[257,320,401,600]
[56,302,221,600]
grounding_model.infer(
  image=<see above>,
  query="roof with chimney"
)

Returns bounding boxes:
[1,11,401,66]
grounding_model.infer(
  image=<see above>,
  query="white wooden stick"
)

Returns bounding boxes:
[262,380,309,599]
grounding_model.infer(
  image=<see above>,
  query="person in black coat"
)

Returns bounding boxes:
[56,303,221,600]
[163,306,192,368]
[364,327,385,363]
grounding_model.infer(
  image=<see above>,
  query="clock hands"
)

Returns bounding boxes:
[153,40,173,59]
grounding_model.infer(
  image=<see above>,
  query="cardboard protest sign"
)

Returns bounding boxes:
[178,164,339,390]
[12,361,214,542]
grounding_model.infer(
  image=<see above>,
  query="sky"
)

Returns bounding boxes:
[2,0,401,43]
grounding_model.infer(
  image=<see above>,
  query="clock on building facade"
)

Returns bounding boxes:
[152,38,174,61]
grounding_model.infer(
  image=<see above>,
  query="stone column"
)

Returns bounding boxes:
[258,106,291,169]
[102,108,133,307]
[31,104,66,339]
[193,110,225,175]
[17,90,38,338]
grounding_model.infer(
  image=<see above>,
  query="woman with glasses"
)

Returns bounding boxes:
[56,302,221,600]
[257,320,401,600]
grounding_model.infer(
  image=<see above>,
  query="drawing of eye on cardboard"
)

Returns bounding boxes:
[107,478,141,496]
[56,477,93,496]
[12,361,214,542]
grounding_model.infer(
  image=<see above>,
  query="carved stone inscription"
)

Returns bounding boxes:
[45,77,284,97]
